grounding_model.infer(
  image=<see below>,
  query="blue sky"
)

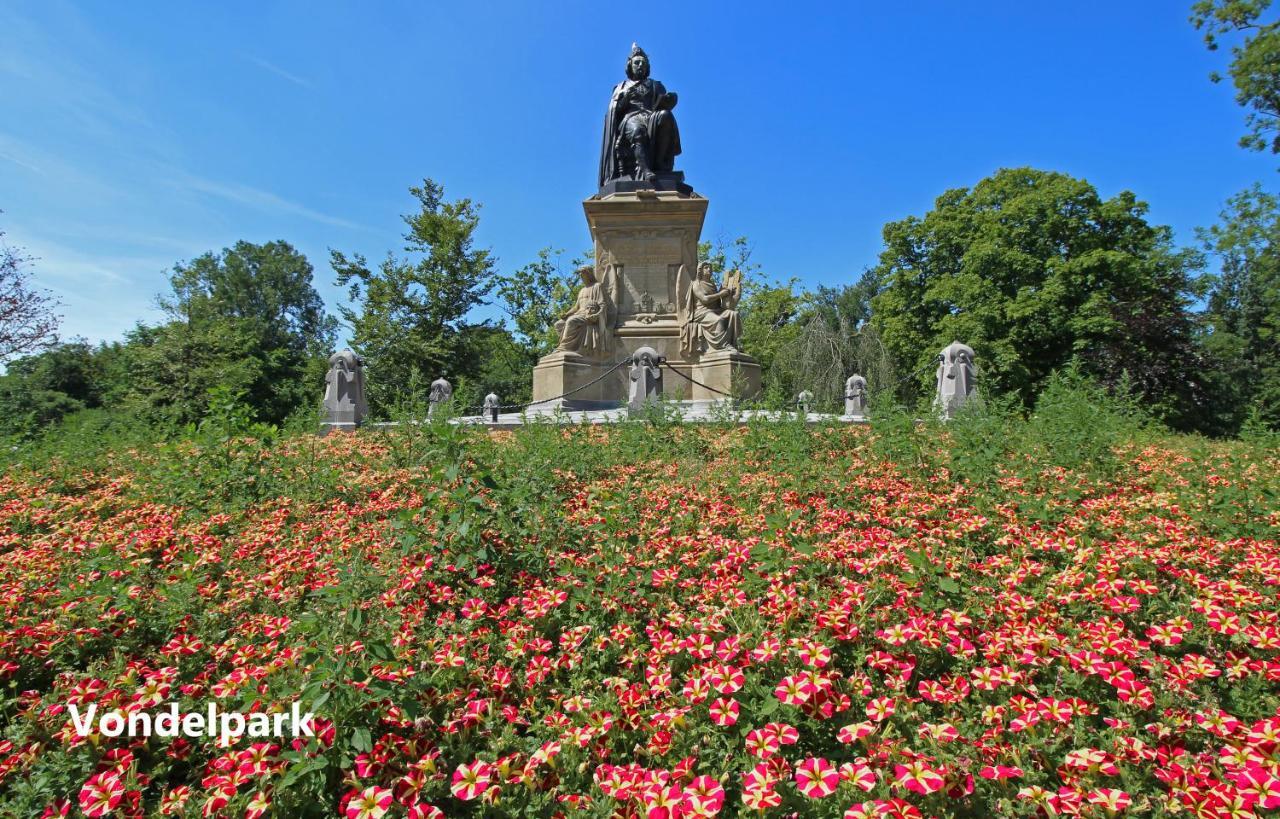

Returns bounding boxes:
[1,0,1272,345]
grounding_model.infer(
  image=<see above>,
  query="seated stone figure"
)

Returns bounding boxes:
[599,44,681,187]
[678,262,741,356]
[556,265,615,355]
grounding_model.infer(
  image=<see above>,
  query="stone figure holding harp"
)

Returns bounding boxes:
[678,262,741,356]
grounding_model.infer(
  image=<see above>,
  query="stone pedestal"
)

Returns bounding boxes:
[530,189,763,409]
[530,351,626,411]
[693,349,761,403]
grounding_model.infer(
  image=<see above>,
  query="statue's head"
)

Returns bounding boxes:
[577,264,597,284]
[625,43,651,81]
[696,261,713,281]
[329,349,361,371]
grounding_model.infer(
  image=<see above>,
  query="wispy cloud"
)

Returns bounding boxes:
[171,171,369,232]
[245,55,312,89]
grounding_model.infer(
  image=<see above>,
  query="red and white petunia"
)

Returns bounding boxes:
[641,784,684,819]
[838,721,876,743]
[345,787,393,819]
[450,760,494,801]
[78,772,124,818]
[840,761,877,791]
[709,697,738,726]
[1086,788,1131,812]
[978,765,1023,780]
[682,776,726,817]
[774,674,816,706]
[794,757,839,798]
[866,697,896,722]
[894,760,944,795]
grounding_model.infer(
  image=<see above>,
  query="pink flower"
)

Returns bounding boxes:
[1086,788,1131,812]
[838,721,876,743]
[345,787,393,819]
[642,784,684,819]
[709,697,738,726]
[840,761,877,791]
[683,775,726,816]
[978,765,1024,780]
[866,697,896,722]
[78,773,124,818]
[451,760,494,801]
[794,757,839,798]
[894,760,944,795]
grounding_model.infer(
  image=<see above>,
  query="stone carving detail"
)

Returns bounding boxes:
[323,350,366,428]
[628,346,664,412]
[677,262,742,356]
[599,44,681,189]
[482,392,500,423]
[556,264,618,355]
[428,376,453,417]
[844,374,868,418]
[934,341,978,419]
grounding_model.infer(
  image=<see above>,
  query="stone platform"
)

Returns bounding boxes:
[451,403,868,430]
[530,188,762,409]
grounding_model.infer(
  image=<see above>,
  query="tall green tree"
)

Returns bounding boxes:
[870,168,1206,427]
[1192,0,1280,153]
[333,180,496,415]
[147,240,334,424]
[495,247,579,359]
[1199,184,1280,430]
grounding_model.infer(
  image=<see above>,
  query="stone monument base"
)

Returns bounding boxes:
[529,351,626,411]
[691,349,762,403]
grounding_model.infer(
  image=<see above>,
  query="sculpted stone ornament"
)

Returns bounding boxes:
[678,262,742,357]
[555,264,618,355]
[322,350,366,431]
[628,346,664,413]
[428,376,452,418]
[934,341,978,419]
[599,44,689,195]
[796,390,814,415]
[483,392,500,423]
[844,374,868,418]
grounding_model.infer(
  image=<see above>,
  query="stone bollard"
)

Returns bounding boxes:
[427,376,453,418]
[482,392,500,423]
[628,346,664,415]
[796,390,814,415]
[934,341,978,420]
[843,374,868,418]
[321,350,367,433]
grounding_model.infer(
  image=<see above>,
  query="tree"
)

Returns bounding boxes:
[495,247,579,359]
[1192,0,1280,153]
[1199,184,1280,430]
[0,340,101,437]
[870,168,1206,426]
[121,320,263,427]
[0,222,59,361]
[769,272,899,410]
[333,180,496,416]
[153,240,334,424]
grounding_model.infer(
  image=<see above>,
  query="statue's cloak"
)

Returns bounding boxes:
[598,78,680,188]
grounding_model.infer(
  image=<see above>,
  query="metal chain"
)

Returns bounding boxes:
[459,359,631,415]
[659,360,737,398]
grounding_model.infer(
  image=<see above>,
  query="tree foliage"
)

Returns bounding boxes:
[0,222,59,361]
[1192,0,1280,153]
[870,168,1206,426]
[1199,184,1280,430]
[334,180,496,416]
